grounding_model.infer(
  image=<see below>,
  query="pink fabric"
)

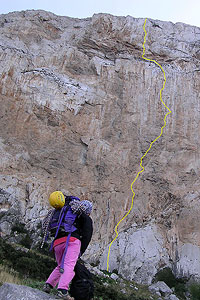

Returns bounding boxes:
[46,239,81,290]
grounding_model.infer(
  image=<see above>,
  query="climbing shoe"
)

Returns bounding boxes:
[43,283,53,293]
[56,289,74,300]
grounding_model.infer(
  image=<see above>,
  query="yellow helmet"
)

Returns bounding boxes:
[49,191,65,209]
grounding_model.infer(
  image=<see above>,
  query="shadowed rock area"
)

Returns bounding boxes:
[0,10,199,283]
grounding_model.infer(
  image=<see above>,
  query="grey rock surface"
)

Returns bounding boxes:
[110,273,119,280]
[149,281,173,296]
[165,294,180,300]
[100,224,170,284]
[0,283,55,300]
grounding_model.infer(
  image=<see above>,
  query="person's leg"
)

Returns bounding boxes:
[58,239,81,290]
[46,243,65,288]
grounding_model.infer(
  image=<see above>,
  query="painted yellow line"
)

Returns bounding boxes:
[106,18,172,271]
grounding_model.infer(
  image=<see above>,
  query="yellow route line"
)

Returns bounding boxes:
[106,18,172,271]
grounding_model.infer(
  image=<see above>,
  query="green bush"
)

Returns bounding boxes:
[93,275,147,300]
[175,282,187,299]
[190,283,200,300]
[11,223,28,234]
[93,275,127,300]
[32,241,51,256]
[154,267,176,288]
[11,222,35,249]
[20,235,33,249]
[0,238,56,280]
[154,267,187,299]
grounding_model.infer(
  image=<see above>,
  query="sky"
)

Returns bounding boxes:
[0,0,199,27]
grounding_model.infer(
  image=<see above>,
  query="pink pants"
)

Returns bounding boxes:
[46,239,81,290]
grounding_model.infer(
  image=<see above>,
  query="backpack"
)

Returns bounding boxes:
[45,196,81,273]
[70,261,94,300]
[48,201,78,235]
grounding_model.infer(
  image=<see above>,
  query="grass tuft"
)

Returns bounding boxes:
[0,265,23,286]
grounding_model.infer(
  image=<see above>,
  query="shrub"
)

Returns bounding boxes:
[92,275,146,300]
[0,238,56,280]
[11,223,28,234]
[20,234,33,249]
[32,241,50,256]
[154,267,187,299]
[190,283,200,300]
[154,267,176,287]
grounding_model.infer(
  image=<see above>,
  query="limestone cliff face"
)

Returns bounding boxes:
[0,10,199,283]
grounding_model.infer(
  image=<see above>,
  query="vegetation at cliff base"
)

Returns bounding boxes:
[0,238,56,280]
[154,267,187,299]
[0,237,161,299]
[189,282,200,300]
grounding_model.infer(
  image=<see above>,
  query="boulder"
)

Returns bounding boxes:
[165,294,180,300]
[0,283,55,300]
[149,281,172,296]
[110,273,119,280]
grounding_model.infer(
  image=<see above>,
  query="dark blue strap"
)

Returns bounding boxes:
[69,196,80,201]
[59,233,71,273]
[50,207,65,251]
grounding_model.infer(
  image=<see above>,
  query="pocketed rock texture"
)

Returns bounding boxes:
[0,10,199,283]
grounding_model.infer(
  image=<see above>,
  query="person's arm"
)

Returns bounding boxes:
[80,214,93,256]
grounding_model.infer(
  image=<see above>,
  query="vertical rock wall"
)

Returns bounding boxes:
[0,10,199,283]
